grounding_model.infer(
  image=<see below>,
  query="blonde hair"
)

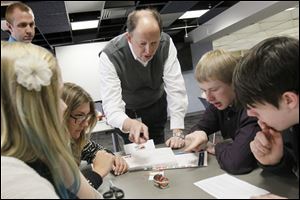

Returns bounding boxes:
[1,41,79,198]
[62,82,97,165]
[195,49,240,84]
[5,2,34,24]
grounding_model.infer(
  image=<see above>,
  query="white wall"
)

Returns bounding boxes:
[182,71,204,113]
[55,42,109,101]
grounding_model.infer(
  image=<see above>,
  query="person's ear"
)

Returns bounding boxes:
[126,32,132,44]
[6,22,13,33]
[282,91,298,109]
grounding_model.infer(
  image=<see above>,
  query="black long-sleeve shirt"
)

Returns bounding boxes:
[80,140,114,189]
[190,104,260,174]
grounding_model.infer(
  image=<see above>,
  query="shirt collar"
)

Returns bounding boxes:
[128,41,149,67]
[290,124,299,133]
[226,103,239,113]
[8,36,17,42]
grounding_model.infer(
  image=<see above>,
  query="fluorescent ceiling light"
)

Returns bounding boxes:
[71,20,98,30]
[179,10,209,19]
[285,7,296,11]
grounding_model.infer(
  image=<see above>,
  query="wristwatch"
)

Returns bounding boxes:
[173,130,185,139]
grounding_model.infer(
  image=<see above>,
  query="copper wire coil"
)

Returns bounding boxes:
[153,174,169,189]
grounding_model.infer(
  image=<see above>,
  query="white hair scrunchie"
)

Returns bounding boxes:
[14,55,53,92]
[15,56,52,92]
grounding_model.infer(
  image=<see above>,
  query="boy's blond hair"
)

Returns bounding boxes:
[195,49,240,84]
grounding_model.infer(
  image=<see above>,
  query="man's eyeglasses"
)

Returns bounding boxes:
[70,113,92,124]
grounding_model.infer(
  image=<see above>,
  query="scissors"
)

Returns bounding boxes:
[103,180,124,199]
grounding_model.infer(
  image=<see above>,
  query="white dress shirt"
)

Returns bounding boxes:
[99,36,188,132]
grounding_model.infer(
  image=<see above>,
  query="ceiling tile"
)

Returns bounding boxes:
[65,1,105,13]
[161,12,185,27]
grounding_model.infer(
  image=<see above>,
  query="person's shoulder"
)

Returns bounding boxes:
[2,156,30,169]
[161,32,171,41]
[292,124,299,132]
[111,33,127,43]
[161,32,170,37]
[237,106,259,125]
[1,156,59,199]
[104,33,128,53]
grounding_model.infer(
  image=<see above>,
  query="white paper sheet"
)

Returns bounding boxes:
[194,173,269,199]
[123,139,155,155]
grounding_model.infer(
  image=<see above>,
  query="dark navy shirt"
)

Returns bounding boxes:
[190,103,260,174]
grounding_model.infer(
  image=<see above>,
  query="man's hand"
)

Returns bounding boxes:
[184,131,208,152]
[250,120,284,165]
[206,141,215,155]
[123,118,149,144]
[165,129,185,149]
[165,136,185,149]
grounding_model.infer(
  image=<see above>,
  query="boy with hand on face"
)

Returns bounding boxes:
[233,36,298,199]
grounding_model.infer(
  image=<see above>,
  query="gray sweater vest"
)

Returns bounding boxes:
[101,32,170,109]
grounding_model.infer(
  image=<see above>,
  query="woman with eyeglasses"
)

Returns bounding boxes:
[62,82,128,189]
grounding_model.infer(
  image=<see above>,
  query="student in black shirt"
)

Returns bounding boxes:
[167,49,260,175]
[233,36,298,199]
[62,82,128,189]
